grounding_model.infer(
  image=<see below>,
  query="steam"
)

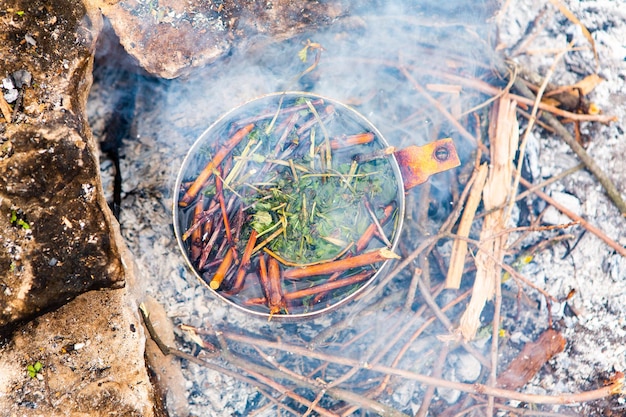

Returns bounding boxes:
[89,1,496,414]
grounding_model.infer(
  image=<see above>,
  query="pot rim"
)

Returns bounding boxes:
[173,91,406,321]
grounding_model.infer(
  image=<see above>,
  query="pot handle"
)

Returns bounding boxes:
[394,138,461,190]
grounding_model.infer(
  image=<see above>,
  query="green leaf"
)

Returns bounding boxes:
[34,361,42,372]
[251,211,273,233]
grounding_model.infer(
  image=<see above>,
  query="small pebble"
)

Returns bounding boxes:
[542,191,581,225]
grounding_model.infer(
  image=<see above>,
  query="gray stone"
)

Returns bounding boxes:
[95,0,348,79]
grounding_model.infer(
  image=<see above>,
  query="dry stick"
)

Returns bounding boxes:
[505,47,569,224]
[514,163,583,202]
[445,163,489,289]
[182,323,342,417]
[223,331,624,406]
[487,244,503,417]
[398,65,486,154]
[512,78,626,215]
[448,232,558,303]
[518,176,626,257]
[415,275,491,369]
[209,325,410,417]
[416,344,450,417]
[179,123,254,206]
[367,287,472,407]
[459,96,518,342]
[416,67,616,123]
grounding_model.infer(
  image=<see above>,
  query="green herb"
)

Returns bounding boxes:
[178,95,400,316]
[27,361,43,378]
[10,209,30,229]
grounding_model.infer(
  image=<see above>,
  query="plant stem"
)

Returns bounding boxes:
[179,123,254,206]
[283,248,399,279]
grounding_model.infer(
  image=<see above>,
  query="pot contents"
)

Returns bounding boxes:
[176,93,402,317]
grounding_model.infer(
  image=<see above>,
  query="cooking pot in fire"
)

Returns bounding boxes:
[173,92,460,320]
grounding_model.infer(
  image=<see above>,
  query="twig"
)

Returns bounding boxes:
[518,176,626,257]
[222,331,624,405]
[505,47,569,223]
[398,65,487,154]
[513,79,626,216]
[445,163,488,289]
[179,123,254,206]
[416,344,449,417]
[415,275,491,368]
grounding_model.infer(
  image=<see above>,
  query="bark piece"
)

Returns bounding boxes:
[497,329,567,390]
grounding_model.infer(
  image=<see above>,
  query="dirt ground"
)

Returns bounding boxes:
[88,0,626,415]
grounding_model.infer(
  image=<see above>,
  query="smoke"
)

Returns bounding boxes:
[88,1,498,414]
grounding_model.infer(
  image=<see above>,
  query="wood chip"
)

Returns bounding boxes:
[497,328,566,390]
[0,93,13,123]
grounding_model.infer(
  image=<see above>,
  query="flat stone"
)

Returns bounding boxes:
[0,286,154,416]
[0,0,124,332]
[95,0,348,78]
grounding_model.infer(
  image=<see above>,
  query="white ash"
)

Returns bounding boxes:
[85,1,626,415]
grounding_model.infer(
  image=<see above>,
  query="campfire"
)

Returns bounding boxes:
[2,0,626,416]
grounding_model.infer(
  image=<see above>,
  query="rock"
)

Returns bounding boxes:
[0,286,154,416]
[542,191,582,225]
[95,0,348,78]
[0,0,158,414]
[0,0,124,332]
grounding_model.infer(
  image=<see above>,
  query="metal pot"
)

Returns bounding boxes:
[173,92,459,320]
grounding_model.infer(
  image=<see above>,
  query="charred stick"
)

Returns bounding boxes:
[330,132,375,150]
[179,123,254,206]
[190,194,205,261]
[267,257,287,316]
[209,248,234,290]
[182,200,219,241]
[283,248,399,280]
[230,230,259,293]
[355,204,395,252]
